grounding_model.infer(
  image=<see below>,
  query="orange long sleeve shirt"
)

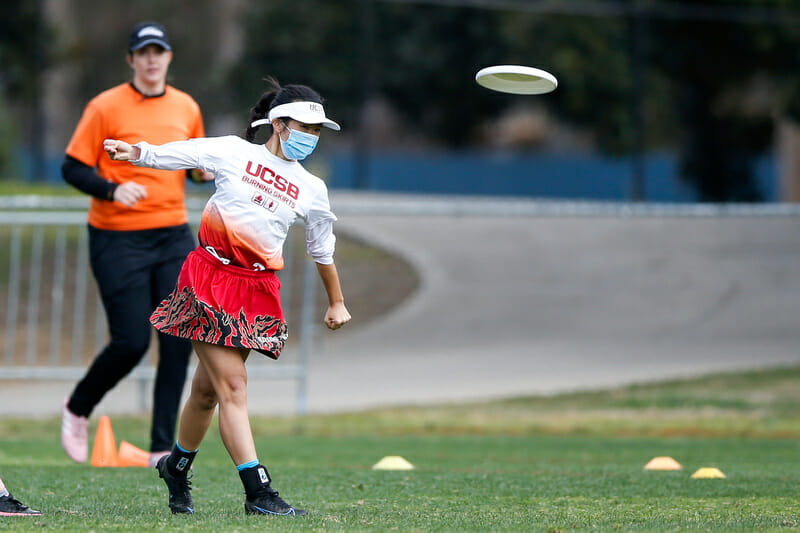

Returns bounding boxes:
[65,82,205,230]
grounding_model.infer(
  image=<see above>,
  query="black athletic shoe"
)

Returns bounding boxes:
[156,455,194,515]
[0,493,42,516]
[245,486,306,516]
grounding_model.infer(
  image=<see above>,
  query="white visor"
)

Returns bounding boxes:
[250,101,340,131]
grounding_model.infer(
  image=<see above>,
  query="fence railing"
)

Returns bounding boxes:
[3,193,800,415]
[0,203,318,414]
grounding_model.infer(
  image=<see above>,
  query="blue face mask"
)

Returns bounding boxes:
[279,126,319,161]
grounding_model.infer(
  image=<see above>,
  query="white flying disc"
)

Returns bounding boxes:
[475,65,558,95]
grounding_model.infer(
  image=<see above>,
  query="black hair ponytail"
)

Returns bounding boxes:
[245,77,281,143]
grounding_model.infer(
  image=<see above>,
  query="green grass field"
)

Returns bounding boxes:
[2,366,800,531]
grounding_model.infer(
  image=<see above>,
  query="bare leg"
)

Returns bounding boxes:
[190,341,257,465]
[176,354,218,451]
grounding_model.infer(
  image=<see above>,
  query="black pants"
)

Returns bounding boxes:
[68,224,195,452]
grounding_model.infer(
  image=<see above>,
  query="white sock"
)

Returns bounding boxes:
[0,489,9,498]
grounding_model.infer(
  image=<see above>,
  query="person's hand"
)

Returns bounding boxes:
[190,169,215,182]
[103,139,140,161]
[113,181,148,207]
[323,302,351,330]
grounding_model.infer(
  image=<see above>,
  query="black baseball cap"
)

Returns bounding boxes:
[128,22,171,52]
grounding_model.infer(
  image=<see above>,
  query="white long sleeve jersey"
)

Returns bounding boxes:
[133,135,336,271]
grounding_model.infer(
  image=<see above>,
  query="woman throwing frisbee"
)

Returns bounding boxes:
[104,79,350,517]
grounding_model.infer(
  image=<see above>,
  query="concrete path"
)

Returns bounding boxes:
[3,195,799,416]
[299,205,800,413]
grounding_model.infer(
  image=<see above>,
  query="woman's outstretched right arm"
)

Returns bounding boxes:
[103,138,207,171]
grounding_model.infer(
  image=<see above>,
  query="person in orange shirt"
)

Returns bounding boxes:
[60,21,212,467]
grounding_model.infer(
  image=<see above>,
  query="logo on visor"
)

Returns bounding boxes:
[309,103,323,113]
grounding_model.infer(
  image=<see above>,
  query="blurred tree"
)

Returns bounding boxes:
[63,0,222,121]
[0,0,42,178]
[497,11,636,155]
[233,1,637,151]
[371,3,508,147]
[38,0,800,200]
[494,0,799,201]
[0,1,40,98]
[232,1,512,147]
[230,0,359,139]
[0,92,20,179]
[649,0,782,201]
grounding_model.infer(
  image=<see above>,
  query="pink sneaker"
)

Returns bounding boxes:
[61,400,88,463]
[148,451,171,468]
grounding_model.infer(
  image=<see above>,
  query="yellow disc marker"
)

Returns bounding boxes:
[691,467,726,479]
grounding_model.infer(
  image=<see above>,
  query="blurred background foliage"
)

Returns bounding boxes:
[1,0,800,201]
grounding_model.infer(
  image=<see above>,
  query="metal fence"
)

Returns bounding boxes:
[0,201,318,414]
[4,193,800,415]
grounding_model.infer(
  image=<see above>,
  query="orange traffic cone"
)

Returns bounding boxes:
[117,441,150,467]
[90,415,119,467]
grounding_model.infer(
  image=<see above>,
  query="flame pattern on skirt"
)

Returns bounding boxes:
[150,285,288,359]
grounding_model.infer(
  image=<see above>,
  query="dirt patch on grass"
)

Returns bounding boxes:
[278,227,420,333]
[333,230,420,327]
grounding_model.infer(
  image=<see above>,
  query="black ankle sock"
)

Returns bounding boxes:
[167,443,197,475]
[239,464,272,498]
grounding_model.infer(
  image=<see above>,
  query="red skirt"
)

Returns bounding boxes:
[150,246,288,359]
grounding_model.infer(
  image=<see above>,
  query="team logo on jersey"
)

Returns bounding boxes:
[251,192,278,212]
